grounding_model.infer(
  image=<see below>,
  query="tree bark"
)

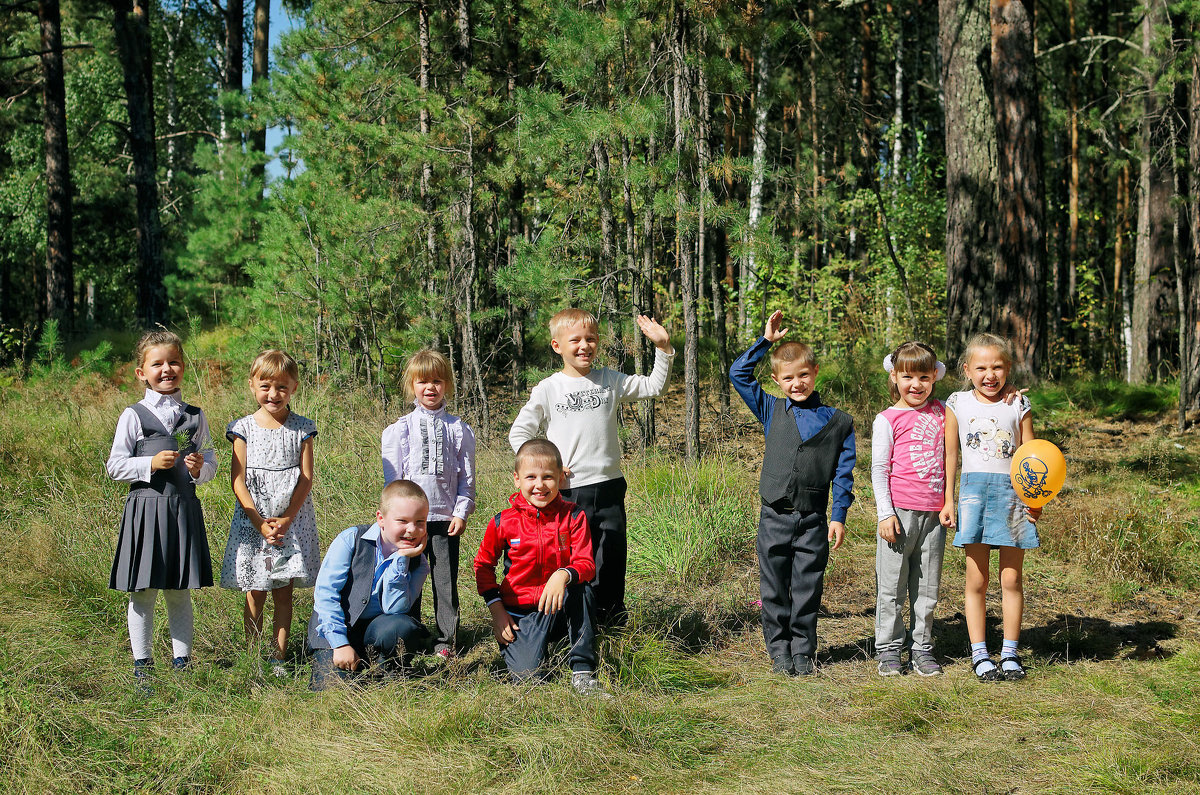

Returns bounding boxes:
[1181,42,1200,423]
[594,140,616,326]
[221,0,243,146]
[695,23,729,413]
[743,6,770,341]
[990,0,1044,378]
[39,0,73,331]
[941,0,996,360]
[250,0,269,193]
[113,0,167,327]
[1130,0,1174,383]
[673,1,699,460]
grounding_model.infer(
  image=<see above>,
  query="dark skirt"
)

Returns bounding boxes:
[109,492,213,591]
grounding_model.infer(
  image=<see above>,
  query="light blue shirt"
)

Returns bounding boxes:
[312,523,430,649]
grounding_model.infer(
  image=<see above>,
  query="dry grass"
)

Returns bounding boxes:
[1,361,1199,793]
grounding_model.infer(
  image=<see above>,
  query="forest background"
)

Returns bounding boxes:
[3,1,1200,792]
[5,0,1200,443]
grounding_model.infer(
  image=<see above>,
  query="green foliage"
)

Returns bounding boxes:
[1033,378,1178,421]
[626,458,756,587]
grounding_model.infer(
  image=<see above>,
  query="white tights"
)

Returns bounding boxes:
[128,588,194,661]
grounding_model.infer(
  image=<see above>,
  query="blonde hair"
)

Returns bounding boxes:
[887,341,938,401]
[380,479,429,514]
[515,438,563,472]
[249,349,300,384]
[548,308,599,339]
[402,349,454,402]
[133,330,184,373]
[960,333,1014,387]
[769,341,816,374]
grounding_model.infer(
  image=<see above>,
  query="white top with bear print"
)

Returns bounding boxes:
[945,389,1030,476]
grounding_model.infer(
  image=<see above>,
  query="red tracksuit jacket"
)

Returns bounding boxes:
[474,492,595,610]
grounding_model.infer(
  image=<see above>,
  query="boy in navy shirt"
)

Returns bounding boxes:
[730,310,856,675]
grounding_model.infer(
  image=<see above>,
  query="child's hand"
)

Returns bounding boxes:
[184,452,203,478]
[1000,384,1029,405]
[1026,505,1043,523]
[397,535,427,558]
[828,521,846,551]
[332,644,360,671]
[537,569,570,615]
[877,517,900,544]
[151,450,179,471]
[489,602,519,644]
[939,503,956,528]
[763,310,788,343]
[448,517,467,537]
[258,517,283,546]
[268,516,293,540]
[560,467,573,487]
[635,315,672,351]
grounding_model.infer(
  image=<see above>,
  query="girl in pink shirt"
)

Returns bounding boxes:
[871,341,955,677]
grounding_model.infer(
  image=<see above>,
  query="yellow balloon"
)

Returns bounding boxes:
[1010,440,1066,508]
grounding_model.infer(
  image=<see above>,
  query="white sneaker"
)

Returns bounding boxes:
[570,671,613,699]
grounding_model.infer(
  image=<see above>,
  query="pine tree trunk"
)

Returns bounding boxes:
[743,8,770,340]
[594,141,616,326]
[1181,44,1200,424]
[221,0,243,147]
[113,0,167,328]
[941,0,996,360]
[250,0,269,193]
[40,0,73,331]
[695,24,729,413]
[673,1,699,461]
[639,132,657,445]
[1130,0,1173,383]
[990,0,1045,377]
[417,0,439,340]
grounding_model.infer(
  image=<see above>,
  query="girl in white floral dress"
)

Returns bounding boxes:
[220,350,318,674]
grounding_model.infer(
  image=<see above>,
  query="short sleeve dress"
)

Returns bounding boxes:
[946,390,1039,549]
[219,412,320,591]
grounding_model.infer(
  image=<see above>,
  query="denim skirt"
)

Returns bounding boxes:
[952,472,1040,549]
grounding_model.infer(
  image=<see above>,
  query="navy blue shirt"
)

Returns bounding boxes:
[730,337,856,523]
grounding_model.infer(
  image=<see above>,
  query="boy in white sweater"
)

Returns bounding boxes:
[509,308,674,627]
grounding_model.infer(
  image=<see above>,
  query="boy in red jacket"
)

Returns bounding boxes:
[474,439,608,696]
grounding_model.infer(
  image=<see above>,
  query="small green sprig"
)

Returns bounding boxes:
[173,429,195,455]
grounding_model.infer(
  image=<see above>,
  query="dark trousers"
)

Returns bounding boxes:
[757,504,829,662]
[310,612,429,690]
[424,520,460,652]
[501,584,597,680]
[561,477,627,626]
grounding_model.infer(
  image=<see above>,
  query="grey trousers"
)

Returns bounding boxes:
[874,507,946,656]
[501,584,598,680]
[757,505,829,662]
[425,521,460,652]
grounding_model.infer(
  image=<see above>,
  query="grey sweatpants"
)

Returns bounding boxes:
[874,507,946,656]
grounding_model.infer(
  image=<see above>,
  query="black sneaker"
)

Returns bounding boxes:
[133,658,154,695]
[772,656,796,676]
[791,655,816,676]
[171,655,191,670]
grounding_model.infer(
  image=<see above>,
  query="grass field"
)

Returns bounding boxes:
[1,349,1198,794]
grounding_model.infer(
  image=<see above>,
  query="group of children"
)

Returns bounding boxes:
[106,307,1044,692]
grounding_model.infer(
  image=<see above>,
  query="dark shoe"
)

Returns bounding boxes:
[171,655,191,670]
[791,655,816,676]
[133,658,154,694]
[772,656,796,675]
[972,656,1004,682]
[910,650,943,677]
[1000,654,1026,680]
[876,653,904,677]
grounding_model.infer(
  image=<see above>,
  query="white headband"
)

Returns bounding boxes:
[883,353,946,381]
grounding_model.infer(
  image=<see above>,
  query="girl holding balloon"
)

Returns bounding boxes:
[944,333,1052,682]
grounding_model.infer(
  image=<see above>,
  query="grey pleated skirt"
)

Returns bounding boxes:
[110,490,213,591]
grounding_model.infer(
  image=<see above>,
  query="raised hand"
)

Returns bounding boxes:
[635,314,672,351]
[763,310,789,343]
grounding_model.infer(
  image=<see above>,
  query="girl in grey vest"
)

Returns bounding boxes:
[106,331,217,684]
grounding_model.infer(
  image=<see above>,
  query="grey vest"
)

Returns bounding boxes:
[129,402,202,498]
[758,399,853,513]
[306,525,377,650]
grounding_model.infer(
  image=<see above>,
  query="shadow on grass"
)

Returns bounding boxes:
[629,597,763,654]
[821,611,1178,666]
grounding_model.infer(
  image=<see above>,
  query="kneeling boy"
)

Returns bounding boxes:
[308,479,431,689]
[473,439,608,696]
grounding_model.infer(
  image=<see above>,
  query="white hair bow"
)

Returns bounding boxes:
[883,353,946,381]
